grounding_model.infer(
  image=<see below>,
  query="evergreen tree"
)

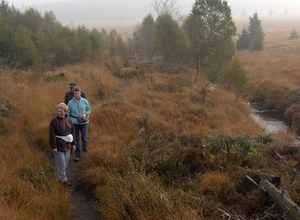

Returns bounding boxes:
[106,29,125,58]
[289,28,299,39]
[100,28,107,38]
[268,9,273,16]
[236,27,250,50]
[0,0,19,67]
[241,8,246,17]
[72,25,92,63]
[14,25,38,67]
[138,14,155,59]
[22,7,43,34]
[155,13,188,63]
[117,34,126,59]
[0,14,15,61]
[54,26,73,65]
[88,28,104,62]
[183,0,236,82]
[220,57,250,99]
[248,12,265,51]
[36,29,52,63]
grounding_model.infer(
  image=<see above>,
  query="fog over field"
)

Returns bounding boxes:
[6,0,300,24]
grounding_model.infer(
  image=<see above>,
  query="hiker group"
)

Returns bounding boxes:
[49,81,91,186]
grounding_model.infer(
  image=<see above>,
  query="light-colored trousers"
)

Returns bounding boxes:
[54,150,70,182]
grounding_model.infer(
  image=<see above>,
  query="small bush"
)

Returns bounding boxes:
[289,28,299,39]
[105,56,122,76]
[220,58,251,99]
[119,67,141,79]
[251,80,290,109]
[277,89,300,113]
[200,171,238,203]
[284,104,300,134]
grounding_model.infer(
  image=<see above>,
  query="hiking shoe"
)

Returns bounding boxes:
[82,147,88,153]
[63,181,72,187]
[59,181,71,187]
[75,157,80,162]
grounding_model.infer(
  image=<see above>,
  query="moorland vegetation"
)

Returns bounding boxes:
[1,0,300,219]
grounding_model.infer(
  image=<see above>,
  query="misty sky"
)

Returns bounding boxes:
[5,0,300,23]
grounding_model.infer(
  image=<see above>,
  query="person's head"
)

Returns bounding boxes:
[73,87,81,100]
[56,103,68,118]
[69,81,77,93]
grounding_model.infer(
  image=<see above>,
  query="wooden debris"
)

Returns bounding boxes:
[242,167,281,186]
[259,179,300,220]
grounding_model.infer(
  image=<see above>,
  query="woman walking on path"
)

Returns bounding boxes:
[67,87,91,162]
[49,103,76,186]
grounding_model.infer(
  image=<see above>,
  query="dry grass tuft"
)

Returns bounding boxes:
[2,14,300,219]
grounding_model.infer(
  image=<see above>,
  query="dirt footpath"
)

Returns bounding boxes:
[67,153,102,220]
[47,151,102,220]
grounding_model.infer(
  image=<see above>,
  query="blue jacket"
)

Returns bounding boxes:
[67,97,91,125]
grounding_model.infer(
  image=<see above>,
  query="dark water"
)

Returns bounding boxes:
[250,103,300,145]
[250,106,288,134]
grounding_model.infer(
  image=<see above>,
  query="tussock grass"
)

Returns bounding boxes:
[236,16,300,107]
[2,15,300,218]
[0,64,119,219]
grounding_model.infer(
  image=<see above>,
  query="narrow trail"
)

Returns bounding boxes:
[67,153,102,220]
[49,80,130,219]
[47,152,102,220]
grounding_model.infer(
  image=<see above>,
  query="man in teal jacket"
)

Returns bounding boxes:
[67,87,91,161]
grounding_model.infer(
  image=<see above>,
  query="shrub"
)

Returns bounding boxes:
[284,104,300,134]
[251,80,290,109]
[119,67,141,79]
[277,89,300,113]
[220,57,251,99]
[289,28,299,39]
[200,171,237,203]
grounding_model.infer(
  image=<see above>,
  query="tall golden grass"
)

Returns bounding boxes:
[236,14,300,101]
[0,64,120,219]
[0,62,264,219]
[1,14,300,219]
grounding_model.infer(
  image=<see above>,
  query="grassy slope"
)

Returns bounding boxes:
[0,14,300,219]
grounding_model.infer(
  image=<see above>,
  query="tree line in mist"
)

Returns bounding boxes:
[1,0,264,96]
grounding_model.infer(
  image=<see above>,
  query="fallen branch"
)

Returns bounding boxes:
[259,179,300,220]
[242,167,280,186]
[275,151,288,165]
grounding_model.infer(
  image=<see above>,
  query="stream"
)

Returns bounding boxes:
[250,105,288,134]
[250,103,300,145]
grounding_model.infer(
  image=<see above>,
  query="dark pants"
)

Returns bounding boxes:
[74,123,89,158]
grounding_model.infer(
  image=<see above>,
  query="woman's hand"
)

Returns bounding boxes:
[71,145,76,153]
[81,114,89,119]
[52,148,58,154]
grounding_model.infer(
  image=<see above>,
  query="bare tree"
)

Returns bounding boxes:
[151,0,181,18]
